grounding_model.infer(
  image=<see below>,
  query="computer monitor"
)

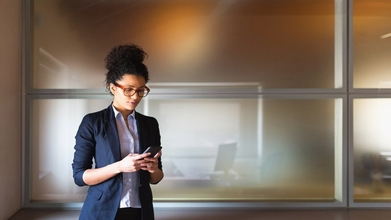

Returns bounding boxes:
[214,142,237,173]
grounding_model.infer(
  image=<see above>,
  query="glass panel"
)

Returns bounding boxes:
[149,98,338,201]
[32,0,335,89]
[29,97,339,202]
[353,99,391,202]
[29,99,111,202]
[353,0,391,88]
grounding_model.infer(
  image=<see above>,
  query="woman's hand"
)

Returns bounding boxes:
[118,154,145,173]
[140,150,162,173]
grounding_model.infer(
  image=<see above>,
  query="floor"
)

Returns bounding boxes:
[8,208,391,220]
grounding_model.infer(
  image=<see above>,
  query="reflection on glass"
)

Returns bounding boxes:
[353,0,391,88]
[149,98,338,201]
[353,99,391,202]
[32,0,335,89]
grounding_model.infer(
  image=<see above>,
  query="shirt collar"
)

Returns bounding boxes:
[112,105,136,119]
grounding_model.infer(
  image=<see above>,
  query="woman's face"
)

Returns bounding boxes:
[110,74,147,115]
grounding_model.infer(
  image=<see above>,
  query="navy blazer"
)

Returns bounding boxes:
[72,105,162,220]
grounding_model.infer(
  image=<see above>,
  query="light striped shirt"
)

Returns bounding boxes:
[112,106,141,208]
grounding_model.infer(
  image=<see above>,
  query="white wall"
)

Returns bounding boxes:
[0,0,22,219]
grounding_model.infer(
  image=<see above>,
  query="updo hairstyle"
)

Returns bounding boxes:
[104,44,149,94]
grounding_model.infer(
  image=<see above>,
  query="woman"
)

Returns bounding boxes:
[72,44,163,220]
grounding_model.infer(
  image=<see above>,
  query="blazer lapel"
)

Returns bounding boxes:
[104,105,122,161]
[135,112,147,153]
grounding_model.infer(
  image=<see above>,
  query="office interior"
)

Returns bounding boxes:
[2,0,391,219]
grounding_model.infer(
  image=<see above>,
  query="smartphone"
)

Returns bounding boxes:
[142,146,162,157]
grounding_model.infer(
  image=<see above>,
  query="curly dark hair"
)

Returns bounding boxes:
[104,44,149,94]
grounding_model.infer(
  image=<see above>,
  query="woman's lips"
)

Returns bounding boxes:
[128,100,138,106]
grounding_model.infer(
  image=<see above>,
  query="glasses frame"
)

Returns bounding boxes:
[114,83,150,97]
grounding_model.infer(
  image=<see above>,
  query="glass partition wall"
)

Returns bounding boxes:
[23,0,391,209]
[350,0,391,207]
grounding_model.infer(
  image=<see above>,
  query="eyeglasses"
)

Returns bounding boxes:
[114,83,150,97]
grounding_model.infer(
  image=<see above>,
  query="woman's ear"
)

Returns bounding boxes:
[110,83,116,94]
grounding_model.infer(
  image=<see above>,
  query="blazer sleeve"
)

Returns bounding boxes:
[72,114,96,186]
